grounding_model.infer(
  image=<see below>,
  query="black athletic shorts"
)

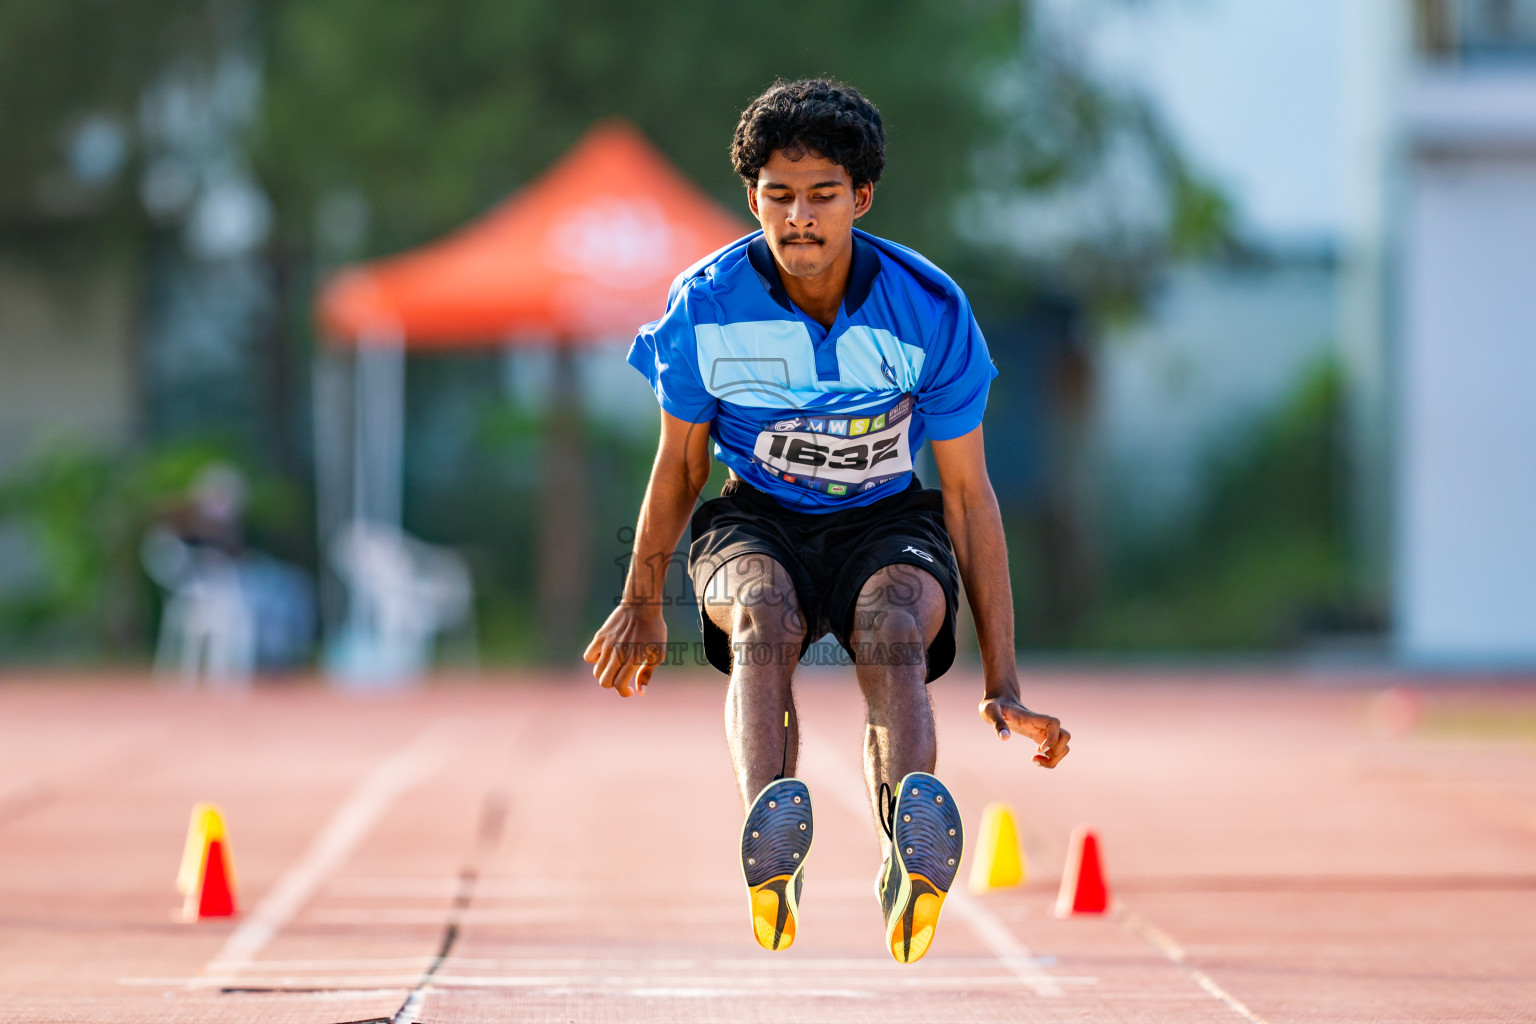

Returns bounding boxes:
[687,476,961,682]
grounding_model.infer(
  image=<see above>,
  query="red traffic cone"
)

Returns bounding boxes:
[1055,825,1108,917]
[177,803,239,920]
[196,838,237,917]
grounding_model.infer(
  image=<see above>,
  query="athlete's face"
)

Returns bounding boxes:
[748,147,873,282]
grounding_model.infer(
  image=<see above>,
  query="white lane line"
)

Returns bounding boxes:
[798,730,1066,998]
[202,727,449,979]
[193,956,439,971]
[325,877,594,898]
[326,875,940,901]
[625,987,871,999]
[305,906,742,925]
[1122,911,1272,1024]
[393,986,428,1024]
[132,954,1059,976]
[126,972,1101,991]
[943,888,1064,996]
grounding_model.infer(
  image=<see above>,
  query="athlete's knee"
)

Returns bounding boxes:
[728,601,803,673]
[854,565,943,647]
[851,604,924,645]
[849,606,926,672]
[859,561,925,608]
[731,595,804,647]
[726,582,803,650]
[723,559,802,637]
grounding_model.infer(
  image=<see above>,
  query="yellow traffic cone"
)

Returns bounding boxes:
[177,803,239,920]
[967,802,1026,894]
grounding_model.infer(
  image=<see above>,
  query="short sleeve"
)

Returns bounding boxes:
[914,291,998,440]
[626,293,717,425]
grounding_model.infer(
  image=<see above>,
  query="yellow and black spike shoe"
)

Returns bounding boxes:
[878,772,963,964]
[741,777,812,951]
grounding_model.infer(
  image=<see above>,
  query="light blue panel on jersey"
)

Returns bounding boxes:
[835,326,926,393]
[694,320,928,412]
[695,320,817,408]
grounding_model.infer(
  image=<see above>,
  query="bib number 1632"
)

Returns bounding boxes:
[765,434,900,471]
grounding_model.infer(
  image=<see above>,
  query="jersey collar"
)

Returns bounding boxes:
[747,232,881,318]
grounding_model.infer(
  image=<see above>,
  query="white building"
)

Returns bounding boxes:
[1076,0,1536,664]
[1375,0,1536,664]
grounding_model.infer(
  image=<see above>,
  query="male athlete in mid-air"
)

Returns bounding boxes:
[584,78,1070,963]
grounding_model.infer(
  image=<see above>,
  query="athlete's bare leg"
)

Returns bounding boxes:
[706,554,808,807]
[850,564,947,851]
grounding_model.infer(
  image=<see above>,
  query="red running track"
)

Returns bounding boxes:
[1,668,1533,1023]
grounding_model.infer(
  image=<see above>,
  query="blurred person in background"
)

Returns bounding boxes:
[584,79,1069,963]
[157,464,248,561]
[144,463,314,680]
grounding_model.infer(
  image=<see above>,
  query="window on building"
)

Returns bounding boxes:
[1417,0,1536,60]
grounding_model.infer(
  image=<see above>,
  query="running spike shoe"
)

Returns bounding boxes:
[741,777,813,951]
[878,772,963,964]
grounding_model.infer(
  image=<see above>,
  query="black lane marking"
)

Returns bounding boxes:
[219,788,511,1022]
[384,789,509,1022]
[392,867,476,999]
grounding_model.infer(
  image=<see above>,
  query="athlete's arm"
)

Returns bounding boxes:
[930,425,1071,767]
[583,409,713,698]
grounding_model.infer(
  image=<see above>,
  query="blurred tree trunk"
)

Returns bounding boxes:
[537,345,589,660]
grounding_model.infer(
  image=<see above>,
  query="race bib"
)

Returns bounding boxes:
[752,396,915,498]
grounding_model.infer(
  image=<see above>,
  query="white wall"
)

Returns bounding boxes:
[1397,75,1536,663]
[1095,263,1338,533]
[1066,0,1347,246]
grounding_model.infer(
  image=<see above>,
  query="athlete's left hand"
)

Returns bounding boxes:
[978,697,1070,768]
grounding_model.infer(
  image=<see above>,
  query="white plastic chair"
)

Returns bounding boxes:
[326,520,476,687]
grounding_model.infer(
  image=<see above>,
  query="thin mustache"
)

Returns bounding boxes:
[780,233,824,245]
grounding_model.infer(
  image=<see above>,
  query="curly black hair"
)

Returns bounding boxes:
[731,78,885,188]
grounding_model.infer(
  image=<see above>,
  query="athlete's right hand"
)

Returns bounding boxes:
[583,605,667,698]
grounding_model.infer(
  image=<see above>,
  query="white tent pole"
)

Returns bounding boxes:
[378,327,405,532]
[351,341,367,527]
[354,327,406,531]
[312,344,349,640]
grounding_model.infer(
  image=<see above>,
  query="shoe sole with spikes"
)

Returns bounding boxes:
[882,772,963,964]
[741,777,813,951]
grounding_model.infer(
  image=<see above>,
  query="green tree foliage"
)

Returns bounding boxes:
[1084,362,1352,650]
[0,0,210,225]
[258,0,1029,260]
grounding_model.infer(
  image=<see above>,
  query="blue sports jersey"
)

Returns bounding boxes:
[626,227,997,512]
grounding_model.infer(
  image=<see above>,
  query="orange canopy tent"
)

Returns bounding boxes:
[312,122,748,675]
[318,120,750,347]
